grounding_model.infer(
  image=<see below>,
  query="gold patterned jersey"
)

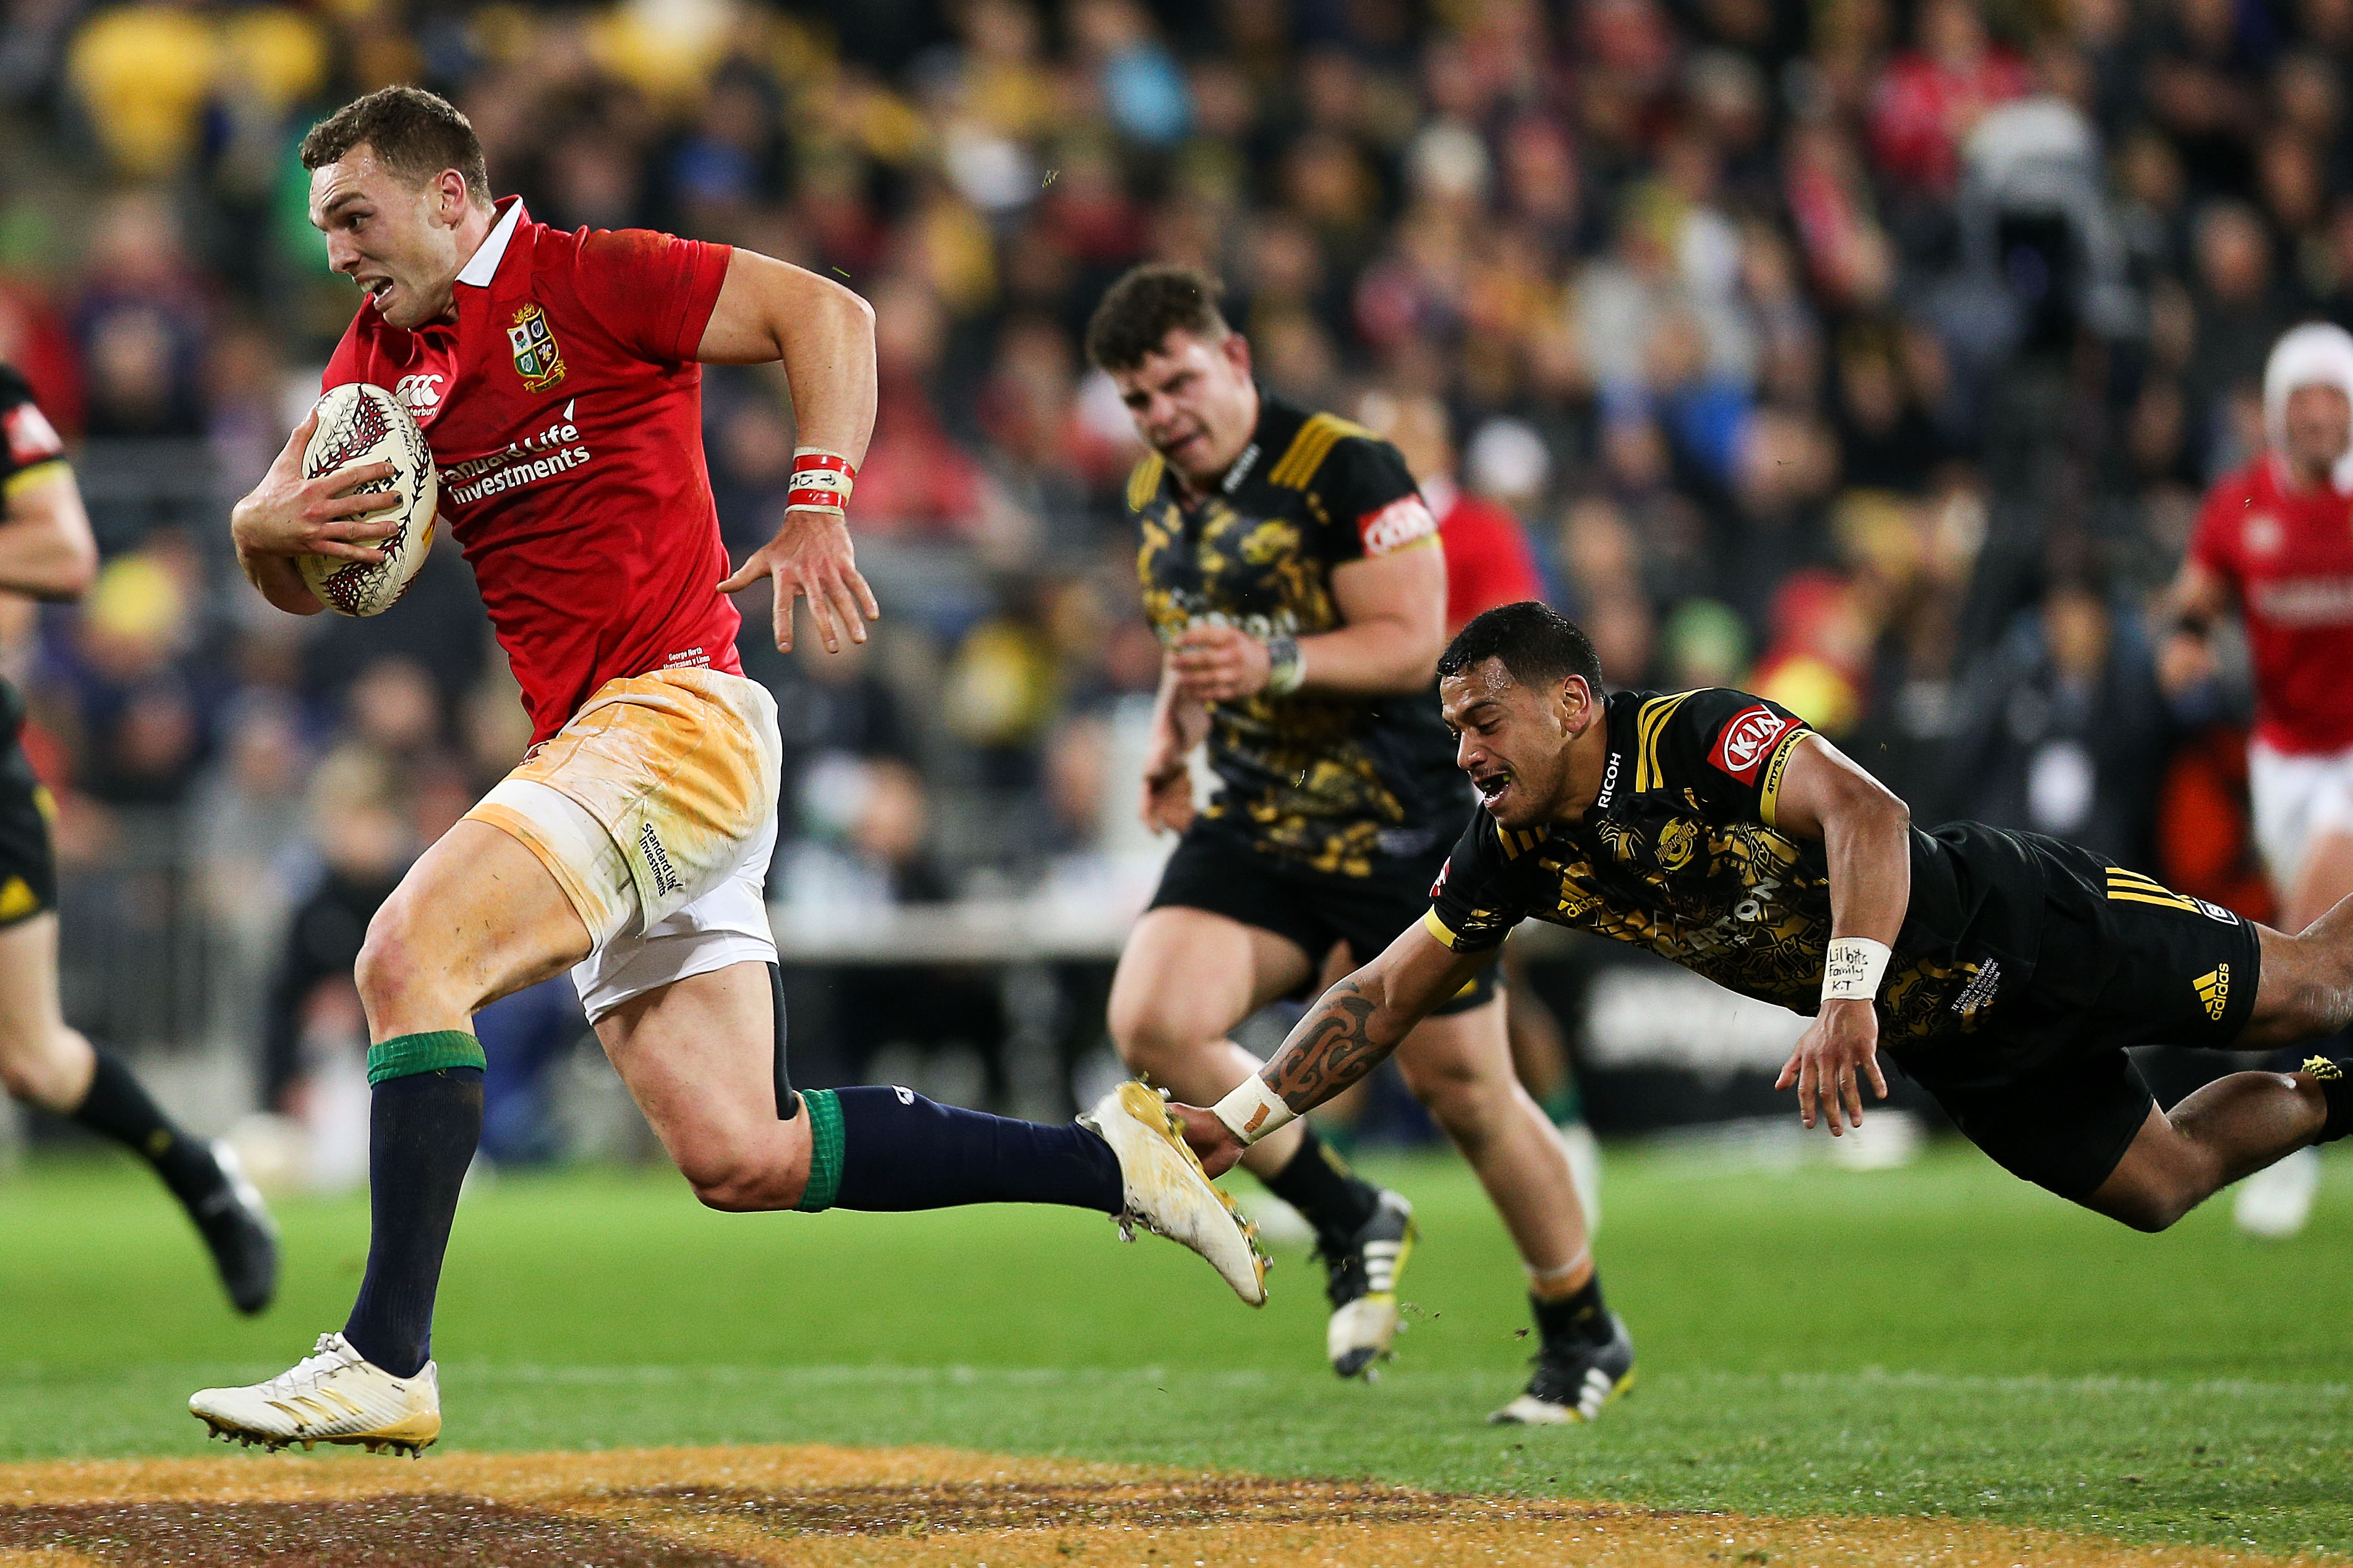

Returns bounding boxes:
[1128,394,1466,876]
[1421,687,2054,1048]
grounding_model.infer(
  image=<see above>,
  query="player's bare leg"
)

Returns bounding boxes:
[1393,996,1630,1422]
[2087,912,2353,1232]
[0,913,276,1312]
[1112,905,1412,1368]
[190,821,589,1454]
[1394,999,1586,1282]
[592,956,1259,1310]
[1108,906,1316,1180]
[597,960,813,1211]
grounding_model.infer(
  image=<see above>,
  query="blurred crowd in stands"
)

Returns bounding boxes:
[0,0,2328,1135]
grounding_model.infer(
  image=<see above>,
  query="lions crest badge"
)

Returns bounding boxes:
[507,303,566,392]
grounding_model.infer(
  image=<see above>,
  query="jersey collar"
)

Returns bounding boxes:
[454,197,527,290]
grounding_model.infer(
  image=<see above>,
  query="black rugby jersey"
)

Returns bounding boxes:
[1127,393,1466,877]
[1424,687,2057,1048]
[1,365,67,500]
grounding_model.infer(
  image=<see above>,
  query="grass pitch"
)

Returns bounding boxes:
[1,1137,2348,1556]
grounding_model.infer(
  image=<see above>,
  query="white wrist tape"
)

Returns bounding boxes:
[1212,1075,1296,1145]
[1821,937,1892,1001]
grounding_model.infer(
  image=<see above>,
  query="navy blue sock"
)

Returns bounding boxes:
[822,1086,1122,1213]
[343,1067,482,1379]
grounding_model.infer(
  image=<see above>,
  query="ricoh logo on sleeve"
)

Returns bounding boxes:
[1711,705,1792,784]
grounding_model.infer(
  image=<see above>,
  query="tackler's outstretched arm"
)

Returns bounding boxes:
[1766,734,1912,1135]
[1168,919,1489,1176]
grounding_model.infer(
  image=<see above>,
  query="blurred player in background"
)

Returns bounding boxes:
[2164,321,2353,1239]
[1089,268,1619,1425]
[0,362,278,1312]
[1366,391,1601,1229]
[1178,603,2353,1269]
[190,88,1261,1459]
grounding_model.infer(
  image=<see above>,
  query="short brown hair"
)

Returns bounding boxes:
[300,86,491,205]
[1084,265,1232,370]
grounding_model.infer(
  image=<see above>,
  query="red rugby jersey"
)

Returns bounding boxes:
[2189,454,2353,754]
[1426,475,1545,636]
[323,197,742,743]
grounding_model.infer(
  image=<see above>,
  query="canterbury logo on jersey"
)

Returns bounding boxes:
[2194,964,2230,1022]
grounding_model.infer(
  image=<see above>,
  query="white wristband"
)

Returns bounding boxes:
[1821,937,1892,1002]
[1212,1075,1296,1145]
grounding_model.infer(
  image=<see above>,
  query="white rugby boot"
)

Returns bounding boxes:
[1083,1082,1268,1305]
[190,1332,441,1456]
[2234,1146,2321,1240]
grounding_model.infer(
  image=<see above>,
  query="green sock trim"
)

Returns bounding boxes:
[366,1030,487,1085]
[797,1088,844,1212]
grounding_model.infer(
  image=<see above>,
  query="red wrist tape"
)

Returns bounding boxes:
[787,448,855,513]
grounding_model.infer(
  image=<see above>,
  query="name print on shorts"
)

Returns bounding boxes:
[638,823,684,898]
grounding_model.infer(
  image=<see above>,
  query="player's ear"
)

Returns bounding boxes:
[1222,330,1252,379]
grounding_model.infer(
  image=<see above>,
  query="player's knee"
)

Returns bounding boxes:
[679,1144,798,1213]
[354,906,443,1020]
[1398,1052,1492,1137]
[1108,1001,1208,1080]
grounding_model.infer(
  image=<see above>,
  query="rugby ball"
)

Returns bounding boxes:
[297,382,437,617]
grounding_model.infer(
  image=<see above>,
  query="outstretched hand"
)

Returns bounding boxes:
[1774,996,1887,1135]
[1166,1101,1244,1178]
[720,509,880,653]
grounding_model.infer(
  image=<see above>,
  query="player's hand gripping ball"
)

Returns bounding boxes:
[297,383,437,617]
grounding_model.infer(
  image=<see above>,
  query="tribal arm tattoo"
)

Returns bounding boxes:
[1263,977,1405,1115]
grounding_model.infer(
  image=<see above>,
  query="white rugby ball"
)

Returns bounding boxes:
[298,382,437,617]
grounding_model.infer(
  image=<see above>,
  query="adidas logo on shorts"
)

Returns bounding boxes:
[2193,964,2230,1023]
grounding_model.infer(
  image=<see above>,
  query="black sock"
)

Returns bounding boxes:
[72,1047,221,1210]
[1262,1126,1381,1250]
[827,1086,1123,1212]
[1533,1273,1612,1349]
[343,1068,482,1379]
[2306,1056,2353,1143]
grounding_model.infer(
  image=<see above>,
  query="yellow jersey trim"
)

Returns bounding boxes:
[1633,691,1698,795]
[1421,907,1461,950]
[2,459,69,501]
[1125,453,1165,511]
[1756,727,1815,830]
[1267,413,1375,489]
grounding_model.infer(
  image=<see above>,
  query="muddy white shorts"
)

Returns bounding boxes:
[466,667,783,1023]
[2247,738,2353,895]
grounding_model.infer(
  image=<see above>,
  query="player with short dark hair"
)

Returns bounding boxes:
[1088,267,1620,1424]
[1175,601,2353,1252]
[0,363,278,1312]
[189,87,1263,1458]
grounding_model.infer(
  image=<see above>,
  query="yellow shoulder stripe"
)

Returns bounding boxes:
[1633,691,1698,794]
[1267,413,1376,489]
[1125,453,1166,511]
[2,459,69,500]
[1756,727,1814,830]
[2105,868,2200,912]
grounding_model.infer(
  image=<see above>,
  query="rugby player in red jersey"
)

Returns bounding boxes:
[188,87,1262,1457]
[2162,321,2353,1238]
